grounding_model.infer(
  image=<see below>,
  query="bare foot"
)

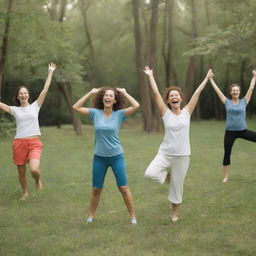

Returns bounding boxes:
[20,192,29,200]
[36,180,43,191]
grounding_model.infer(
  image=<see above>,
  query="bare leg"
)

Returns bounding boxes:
[171,203,180,222]
[87,188,103,220]
[165,172,170,184]
[17,164,29,199]
[118,186,136,221]
[29,159,42,190]
[223,165,229,182]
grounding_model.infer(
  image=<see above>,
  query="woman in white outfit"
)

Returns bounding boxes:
[144,66,212,222]
[0,63,56,200]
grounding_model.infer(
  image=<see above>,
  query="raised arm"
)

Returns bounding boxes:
[186,69,212,115]
[144,66,167,116]
[245,70,256,104]
[209,72,227,104]
[36,63,57,106]
[73,88,100,115]
[116,88,140,117]
[0,102,11,114]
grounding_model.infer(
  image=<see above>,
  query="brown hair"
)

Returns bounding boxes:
[164,86,184,110]
[228,84,241,94]
[13,86,29,106]
[92,87,126,110]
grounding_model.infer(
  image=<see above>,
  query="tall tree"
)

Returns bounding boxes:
[0,0,13,100]
[46,0,82,135]
[184,0,200,118]
[132,0,154,132]
[148,0,161,131]
[204,0,222,119]
[162,0,177,87]
[79,0,99,86]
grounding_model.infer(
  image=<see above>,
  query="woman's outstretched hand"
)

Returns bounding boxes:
[252,70,256,77]
[48,63,57,72]
[144,66,153,76]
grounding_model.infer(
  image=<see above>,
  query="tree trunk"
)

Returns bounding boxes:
[47,0,82,134]
[132,0,154,132]
[185,0,198,118]
[204,0,220,119]
[148,0,161,131]
[57,82,82,135]
[0,0,13,100]
[162,0,177,87]
[59,0,67,22]
[79,0,99,86]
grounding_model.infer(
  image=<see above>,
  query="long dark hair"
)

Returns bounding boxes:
[13,86,29,106]
[92,87,126,110]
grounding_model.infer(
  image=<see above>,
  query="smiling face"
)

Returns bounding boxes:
[103,89,116,109]
[229,85,240,100]
[167,89,182,110]
[15,86,29,106]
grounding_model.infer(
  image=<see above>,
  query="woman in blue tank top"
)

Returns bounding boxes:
[73,87,139,224]
[209,70,256,182]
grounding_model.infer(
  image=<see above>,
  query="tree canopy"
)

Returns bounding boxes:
[0,0,255,132]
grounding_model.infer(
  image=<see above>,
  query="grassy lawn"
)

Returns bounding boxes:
[0,120,255,256]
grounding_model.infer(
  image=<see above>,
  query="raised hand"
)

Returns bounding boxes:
[144,66,153,76]
[252,70,256,77]
[90,88,100,94]
[48,63,57,72]
[206,69,214,79]
[116,88,127,94]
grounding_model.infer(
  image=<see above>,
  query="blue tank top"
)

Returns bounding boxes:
[225,98,247,131]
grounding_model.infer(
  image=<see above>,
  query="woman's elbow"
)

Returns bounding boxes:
[72,105,78,111]
[135,102,140,109]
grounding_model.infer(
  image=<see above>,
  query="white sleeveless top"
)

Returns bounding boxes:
[158,107,191,156]
[10,101,41,139]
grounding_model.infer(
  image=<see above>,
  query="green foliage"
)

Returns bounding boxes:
[1,0,256,124]
[0,115,15,137]
[184,0,256,67]
[6,1,84,84]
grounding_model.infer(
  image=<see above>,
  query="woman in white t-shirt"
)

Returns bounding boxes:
[0,63,56,200]
[144,66,212,222]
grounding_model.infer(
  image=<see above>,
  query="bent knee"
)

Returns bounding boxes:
[144,168,154,179]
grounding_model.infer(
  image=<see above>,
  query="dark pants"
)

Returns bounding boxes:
[223,129,256,166]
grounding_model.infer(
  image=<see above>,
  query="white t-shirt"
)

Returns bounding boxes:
[10,101,41,139]
[158,107,191,156]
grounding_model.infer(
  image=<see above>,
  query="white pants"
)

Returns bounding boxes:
[145,154,190,204]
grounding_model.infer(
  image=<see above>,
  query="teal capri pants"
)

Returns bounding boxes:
[92,153,128,188]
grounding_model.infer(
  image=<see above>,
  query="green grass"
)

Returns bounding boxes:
[0,120,256,256]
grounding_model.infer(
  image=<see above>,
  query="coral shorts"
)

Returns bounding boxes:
[12,137,43,165]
